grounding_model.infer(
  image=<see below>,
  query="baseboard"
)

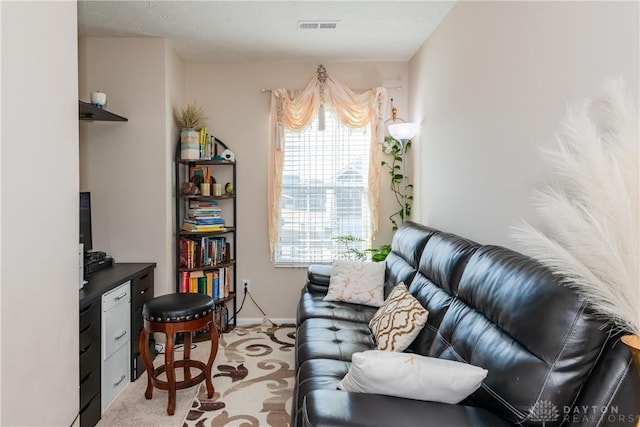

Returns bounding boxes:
[236,317,296,326]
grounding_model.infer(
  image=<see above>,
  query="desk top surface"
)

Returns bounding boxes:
[80,262,156,309]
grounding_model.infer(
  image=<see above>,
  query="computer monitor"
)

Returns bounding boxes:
[79,192,93,253]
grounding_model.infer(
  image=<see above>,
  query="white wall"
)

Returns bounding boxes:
[409,1,639,248]
[79,38,177,297]
[1,1,79,425]
[185,62,408,320]
[165,42,187,294]
[80,55,407,321]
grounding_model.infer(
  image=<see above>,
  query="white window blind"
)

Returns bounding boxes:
[276,110,371,265]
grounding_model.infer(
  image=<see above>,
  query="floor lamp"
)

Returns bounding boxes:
[388,123,419,223]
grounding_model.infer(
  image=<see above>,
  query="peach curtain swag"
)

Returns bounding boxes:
[268,65,388,260]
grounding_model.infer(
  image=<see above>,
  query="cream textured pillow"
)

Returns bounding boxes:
[338,350,488,404]
[323,260,386,307]
[368,283,428,351]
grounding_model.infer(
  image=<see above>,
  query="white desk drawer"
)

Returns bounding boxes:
[101,343,130,412]
[102,281,130,312]
[103,282,131,360]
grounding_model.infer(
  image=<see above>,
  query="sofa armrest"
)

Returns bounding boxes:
[302,390,512,427]
[306,264,332,293]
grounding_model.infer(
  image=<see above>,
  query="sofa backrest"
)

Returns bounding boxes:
[430,245,612,427]
[384,222,435,297]
[405,230,479,355]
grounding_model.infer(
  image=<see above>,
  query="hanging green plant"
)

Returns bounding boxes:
[382,135,412,231]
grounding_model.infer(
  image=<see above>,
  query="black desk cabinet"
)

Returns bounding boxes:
[79,262,156,427]
[130,270,155,380]
[79,299,101,427]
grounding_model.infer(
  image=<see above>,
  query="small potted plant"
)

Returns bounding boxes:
[173,102,208,160]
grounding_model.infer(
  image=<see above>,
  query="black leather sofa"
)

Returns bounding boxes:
[293,221,639,427]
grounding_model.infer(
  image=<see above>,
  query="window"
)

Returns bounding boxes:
[276,110,371,265]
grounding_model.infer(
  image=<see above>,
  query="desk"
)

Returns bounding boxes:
[79,262,156,427]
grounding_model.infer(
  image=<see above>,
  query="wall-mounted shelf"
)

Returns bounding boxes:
[79,100,128,122]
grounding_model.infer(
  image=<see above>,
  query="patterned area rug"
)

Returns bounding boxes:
[182,323,296,427]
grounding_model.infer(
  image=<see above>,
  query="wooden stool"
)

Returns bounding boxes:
[139,293,219,415]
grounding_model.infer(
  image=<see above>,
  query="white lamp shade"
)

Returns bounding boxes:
[388,122,419,140]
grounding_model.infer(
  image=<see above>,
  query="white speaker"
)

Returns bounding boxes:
[221,149,235,162]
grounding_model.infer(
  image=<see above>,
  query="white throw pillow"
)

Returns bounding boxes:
[323,260,385,307]
[337,350,488,404]
[369,283,428,351]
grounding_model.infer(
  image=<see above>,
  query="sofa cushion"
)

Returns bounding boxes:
[308,264,332,286]
[297,291,378,325]
[324,260,386,307]
[302,390,513,427]
[431,245,611,427]
[293,359,351,427]
[296,318,376,366]
[338,350,488,404]
[368,283,428,351]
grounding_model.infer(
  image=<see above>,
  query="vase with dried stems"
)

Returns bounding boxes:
[510,78,639,412]
[174,102,208,160]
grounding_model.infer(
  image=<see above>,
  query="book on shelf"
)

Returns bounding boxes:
[187,208,222,216]
[198,128,216,160]
[181,223,226,232]
[189,165,212,184]
[192,129,216,160]
[180,271,189,293]
[189,199,219,208]
[183,217,224,226]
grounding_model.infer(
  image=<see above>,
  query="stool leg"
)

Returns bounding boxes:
[183,332,192,381]
[205,317,219,398]
[139,328,153,400]
[165,328,177,416]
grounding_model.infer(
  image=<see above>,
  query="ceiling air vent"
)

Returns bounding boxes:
[298,20,339,30]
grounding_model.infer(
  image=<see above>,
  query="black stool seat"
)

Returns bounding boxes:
[143,293,214,323]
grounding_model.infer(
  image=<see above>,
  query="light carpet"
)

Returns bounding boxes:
[96,323,296,427]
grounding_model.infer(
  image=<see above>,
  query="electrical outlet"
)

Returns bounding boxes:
[242,279,251,293]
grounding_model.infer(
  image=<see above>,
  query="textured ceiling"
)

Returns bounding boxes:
[77,1,456,63]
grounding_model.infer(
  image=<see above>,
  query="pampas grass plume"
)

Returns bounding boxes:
[511,78,639,335]
[173,102,208,130]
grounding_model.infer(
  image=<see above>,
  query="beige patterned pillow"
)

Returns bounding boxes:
[323,260,386,307]
[368,283,428,351]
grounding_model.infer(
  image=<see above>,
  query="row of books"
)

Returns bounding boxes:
[181,199,226,232]
[180,236,228,269]
[194,128,231,161]
[197,128,216,160]
[179,267,231,301]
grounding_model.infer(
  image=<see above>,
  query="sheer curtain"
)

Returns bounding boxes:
[268,65,388,260]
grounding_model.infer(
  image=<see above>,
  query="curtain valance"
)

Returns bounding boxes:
[267,65,388,260]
